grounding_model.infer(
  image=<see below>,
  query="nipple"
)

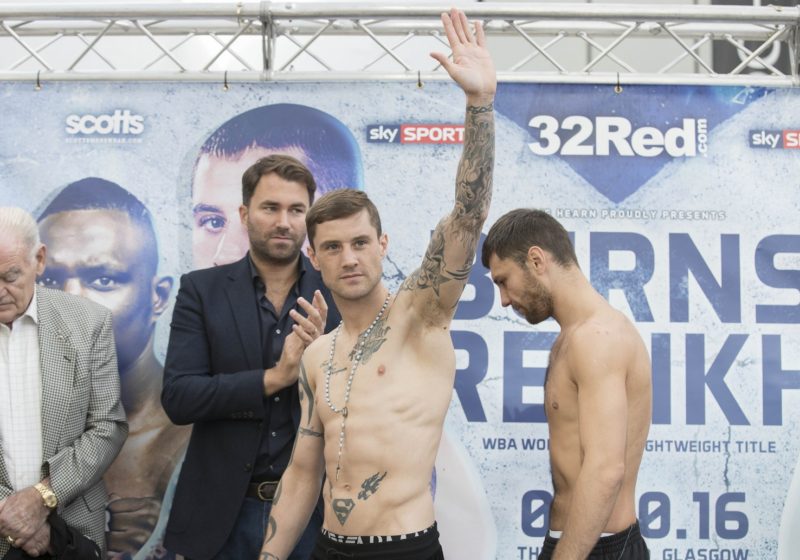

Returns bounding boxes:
[377,365,386,376]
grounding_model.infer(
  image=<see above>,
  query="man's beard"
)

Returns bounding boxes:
[520,270,554,325]
[248,226,303,266]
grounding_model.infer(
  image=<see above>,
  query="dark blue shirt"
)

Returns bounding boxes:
[248,255,329,481]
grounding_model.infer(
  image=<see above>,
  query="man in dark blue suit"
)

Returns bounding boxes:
[161,155,340,560]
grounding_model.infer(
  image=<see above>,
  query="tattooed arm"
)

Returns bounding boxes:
[260,359,325,560]
[400,8,496,324]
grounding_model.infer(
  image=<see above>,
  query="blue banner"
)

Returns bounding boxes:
[1,81,798,560]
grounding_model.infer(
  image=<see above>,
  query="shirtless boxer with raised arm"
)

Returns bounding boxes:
[482,209,652,560]
[259,8,495,560]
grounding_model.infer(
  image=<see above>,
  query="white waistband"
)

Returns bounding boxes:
[548,530,614,539]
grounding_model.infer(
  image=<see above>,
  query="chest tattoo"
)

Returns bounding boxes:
[326,293,392,481]
[349,320,390,365]
[321,357,347,376]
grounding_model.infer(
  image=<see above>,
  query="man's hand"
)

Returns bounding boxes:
[431,8,497,105]
[107,496,161,556]
[289,290,328,345]
[19,522,51,557]
[0,486,49,546]
[264,290,328,395]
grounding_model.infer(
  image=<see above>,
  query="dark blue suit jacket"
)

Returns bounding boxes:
[161,254,339,559]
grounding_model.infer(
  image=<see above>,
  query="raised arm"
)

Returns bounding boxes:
[400,8,496,323]
[259,359,326,560]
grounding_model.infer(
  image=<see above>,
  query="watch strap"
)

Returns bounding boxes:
[33,482,57,509]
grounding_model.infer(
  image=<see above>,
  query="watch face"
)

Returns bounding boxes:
[36,484,57,508]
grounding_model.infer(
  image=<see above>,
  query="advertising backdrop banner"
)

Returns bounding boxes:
[1,81,798,560]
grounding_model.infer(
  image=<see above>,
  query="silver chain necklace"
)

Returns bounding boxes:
[325,292,391,481]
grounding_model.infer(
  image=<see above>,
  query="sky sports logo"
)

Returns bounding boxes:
[748,129,800,149]
[367,124,464,144]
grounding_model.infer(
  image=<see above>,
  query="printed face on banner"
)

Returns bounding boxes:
[38,209,164,372]
[308,209,387,301]
[0,237,45,325]
[240,173,310,266]
[191,145,310,268]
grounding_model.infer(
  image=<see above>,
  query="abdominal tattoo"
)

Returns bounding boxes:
[358,471,387,501]
[331,472,388,525]
[333,499,356,525]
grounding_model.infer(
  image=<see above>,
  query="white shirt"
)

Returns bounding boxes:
[0,289,43,491]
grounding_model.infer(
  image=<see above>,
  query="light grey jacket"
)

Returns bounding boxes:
[0,286,128,556]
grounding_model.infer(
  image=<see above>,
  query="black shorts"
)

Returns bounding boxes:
[539,521,649,560]
[311,523,444,560]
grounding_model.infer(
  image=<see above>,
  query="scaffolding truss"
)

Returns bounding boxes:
[0,2,798,86]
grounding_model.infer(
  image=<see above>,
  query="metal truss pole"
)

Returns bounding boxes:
[0,2,797,86]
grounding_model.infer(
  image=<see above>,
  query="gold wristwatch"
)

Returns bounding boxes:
[34,482,57,509]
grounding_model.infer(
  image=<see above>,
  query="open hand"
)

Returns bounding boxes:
[289,289,328,345]
[431,8,496,104]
